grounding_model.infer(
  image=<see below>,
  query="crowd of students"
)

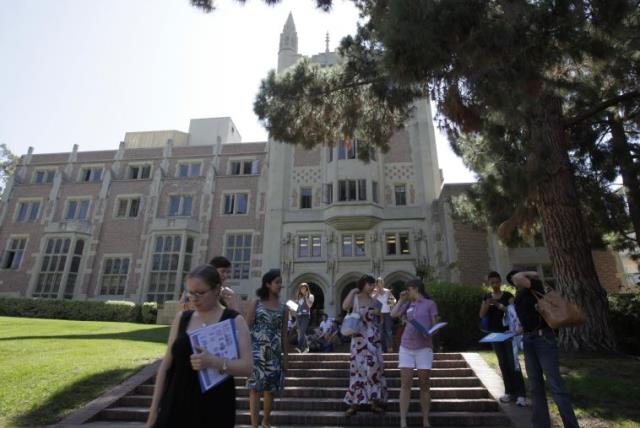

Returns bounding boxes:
[146,258,580,428]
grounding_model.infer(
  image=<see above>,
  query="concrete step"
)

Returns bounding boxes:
[134,385,489,399]
[98,407,510,426]
[283,367,474,377]
[287,352,464,362]
[239,376,481,389]
[117,395,498,412]
[285,360,469,369]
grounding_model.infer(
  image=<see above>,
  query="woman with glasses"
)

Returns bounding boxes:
[245,269,289,428]
[147,264,253,428]
[342,274,387,416]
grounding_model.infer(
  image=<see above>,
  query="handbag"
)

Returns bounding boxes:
[340,294,362,336]
[532,289,586,329]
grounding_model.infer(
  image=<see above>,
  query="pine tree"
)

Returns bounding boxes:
[192,0,640,351]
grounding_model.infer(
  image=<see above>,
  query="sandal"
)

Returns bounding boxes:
[371,402,385,414]
[345,406,358,417]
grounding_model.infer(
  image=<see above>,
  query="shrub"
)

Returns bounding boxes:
[0,297,157,324]
[426,282,486,351]
[608,293,640,356]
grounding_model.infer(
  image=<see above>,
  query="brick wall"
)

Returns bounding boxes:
[592,250,622,293]
[452,220,491,286]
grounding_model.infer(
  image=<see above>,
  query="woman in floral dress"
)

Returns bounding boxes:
[246,269,288,428]
[342,274,387,416]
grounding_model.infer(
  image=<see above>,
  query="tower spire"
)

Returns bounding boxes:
[278,12,299,73]
[325,31,330,53]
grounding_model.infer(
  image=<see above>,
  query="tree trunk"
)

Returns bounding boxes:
[532,94,616,352]
[609,115,640,251]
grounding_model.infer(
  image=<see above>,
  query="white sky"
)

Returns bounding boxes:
[0,0,475,184]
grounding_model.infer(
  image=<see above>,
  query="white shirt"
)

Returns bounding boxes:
[375,288,392,313]
[319,319,332,335]
[298,294,315,307]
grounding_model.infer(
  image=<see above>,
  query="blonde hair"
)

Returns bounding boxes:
[297,282,309,299]
[375,277,384,287]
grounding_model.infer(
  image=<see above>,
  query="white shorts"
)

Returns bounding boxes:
[398,346,433,370]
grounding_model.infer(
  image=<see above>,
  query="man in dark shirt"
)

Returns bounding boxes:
[479,271,526,405]
[508,270,579,428]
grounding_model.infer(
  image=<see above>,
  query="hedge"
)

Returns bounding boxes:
[608,293,640,356]
[0,297,157,324]
[425,282,486,351]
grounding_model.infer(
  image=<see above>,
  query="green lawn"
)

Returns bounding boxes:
[478,350,640,428]
[0,316,169,428]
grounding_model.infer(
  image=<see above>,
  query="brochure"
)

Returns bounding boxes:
[187,318,239,393]
[479,331,517,343]
[286,300,299,312]
[409,320,448,337]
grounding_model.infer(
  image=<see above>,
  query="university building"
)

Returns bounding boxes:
[0,15,634,319]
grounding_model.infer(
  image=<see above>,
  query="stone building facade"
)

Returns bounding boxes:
[0,15,633,319]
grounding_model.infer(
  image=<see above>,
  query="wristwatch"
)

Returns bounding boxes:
[221,359,228,374]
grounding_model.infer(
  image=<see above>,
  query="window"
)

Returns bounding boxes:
[369,146,377,161]
[327,146,333,162]
[386,232,410,255]
[395,184,407,206]
[338,140,358,160]
[300,188,312,209]
[298,235,321,258]
[225,233,252,279]
[79,167,102,182]
[147,235,193,303]
[223,193,248,215]
[177,162,201,177]
[169,195,193,217]
[372,181,379,203]
[128,164,151,179]
[34,237,84,299]
[337,180,367,202]
[16,201,40,222]
[322,183,333,204]
[115,197,140,218]
[2,237,27,270]
[229,160,259,175]
[34,170,55,184]
[100,257,130,295]
[342,234,365,257]
[65,199,90,220]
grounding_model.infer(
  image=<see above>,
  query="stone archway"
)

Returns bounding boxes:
[335,272,365,319]
[384,271,414,299]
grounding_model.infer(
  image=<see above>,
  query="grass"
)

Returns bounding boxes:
[0,316,169,428]
[478,349,640,428]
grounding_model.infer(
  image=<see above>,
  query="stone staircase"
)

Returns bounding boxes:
[89,353,511,427]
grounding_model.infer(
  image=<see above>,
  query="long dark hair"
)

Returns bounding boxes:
[406,278,430,299]
[357,274,376,291]
[257,269,281,299]
[187,264,221,290]
[297,282,309,299]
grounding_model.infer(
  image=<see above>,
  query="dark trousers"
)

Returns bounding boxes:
[380,313,394,352]
[296,315,310,350]
[523,330,579,428]
[492,339,526,397]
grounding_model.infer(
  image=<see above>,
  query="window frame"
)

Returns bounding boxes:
[385,231,411,256]
[14,198,42,223]
[168,194,194,217]
[32,235,86,299]
[2,235,28,270]
[222,192,250,215]
[297,234,322,258]
[224,231,253,280]
[99,255,132,296]
[127,163,153,180]
[78,165,104,183]
[341,233,366,257]
[33,169,56,184]
[300,187,312,209]
[394,184,407,206]
[64,198,91,221]
[228,158,260,176]
[176,161,202,178]
[114,195,142,219]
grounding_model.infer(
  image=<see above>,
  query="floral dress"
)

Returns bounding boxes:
[246,300,286,393]
[344,299,388,405]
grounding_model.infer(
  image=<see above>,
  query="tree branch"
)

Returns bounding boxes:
[565,90,640,128]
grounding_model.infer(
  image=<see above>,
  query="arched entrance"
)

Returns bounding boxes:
[384,271,414,299]
[335,272,365,319]
[289,273,328,327]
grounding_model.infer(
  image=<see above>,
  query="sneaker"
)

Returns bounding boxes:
[499,394,512,403]
[303,347,310,353]
[515,397,527,407]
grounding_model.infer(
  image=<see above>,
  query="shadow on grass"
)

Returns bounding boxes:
[0,325,170,344]
[10,367,145,427]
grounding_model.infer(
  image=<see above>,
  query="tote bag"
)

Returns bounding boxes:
[340,294,362,336]
[532,289,586,329]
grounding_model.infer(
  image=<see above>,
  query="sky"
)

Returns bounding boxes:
[0,0,476,184]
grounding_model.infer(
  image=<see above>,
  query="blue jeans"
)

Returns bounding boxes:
[523,330,579,428]
[296,315,310,350]
[491,339,526,397]
[380,313,394,352]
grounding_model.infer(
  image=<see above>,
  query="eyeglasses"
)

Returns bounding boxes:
[187,289,212,299]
